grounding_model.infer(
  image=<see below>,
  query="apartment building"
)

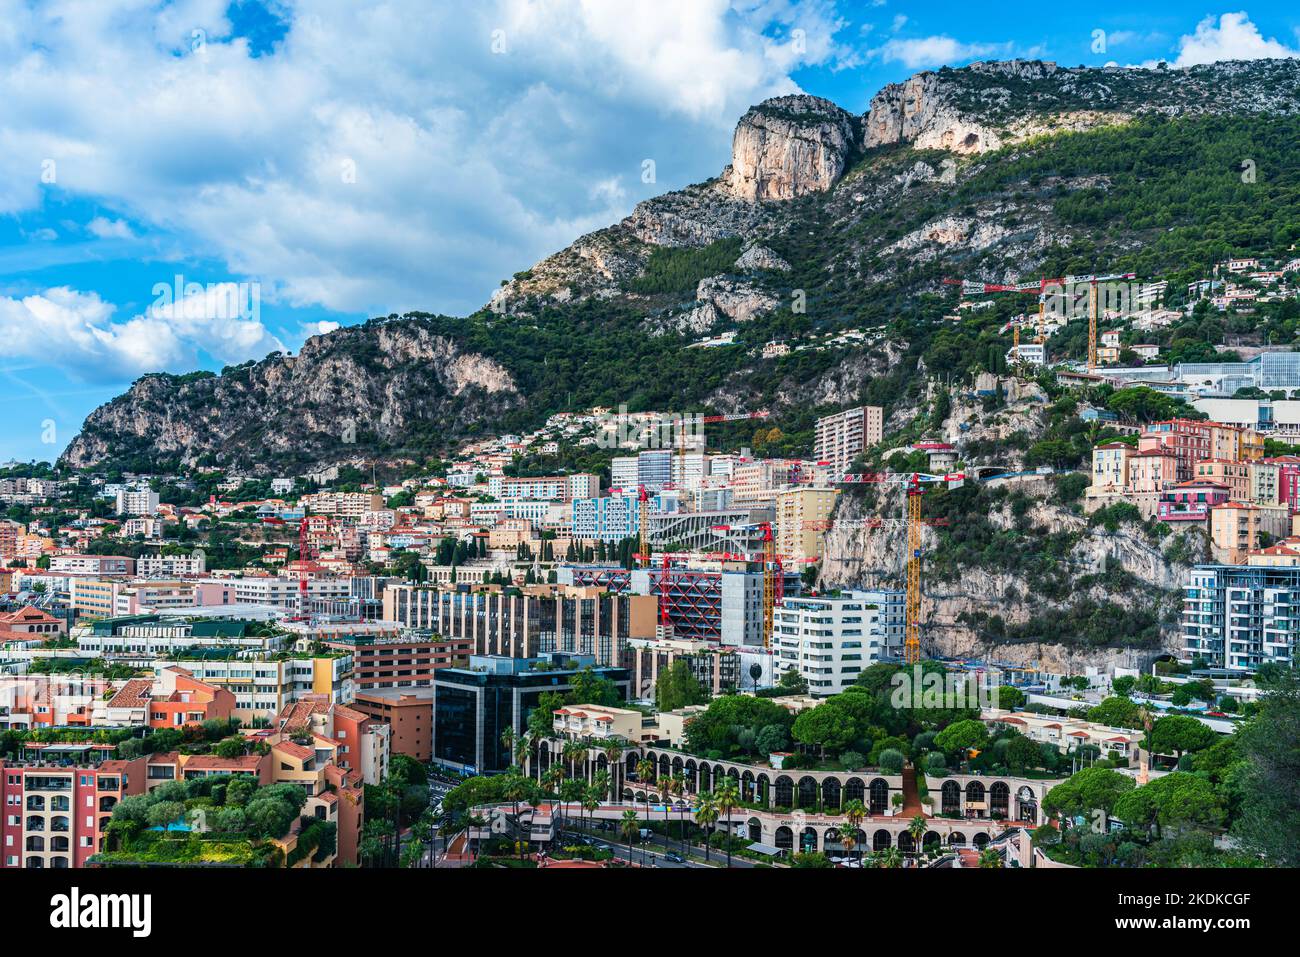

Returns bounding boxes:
[137,555,206,577]
[814,406,884,473]
[273,696,391,786]
[114,487,160,516]
[1208,502,1290,564]
[571,492,644,542]
[199,575,351,609]
[49,555,135,576]
[1,753,145,869]
[1184,563,1300,670]
[69,577,121,619]
[489,473,600,501]
[351,688,433,763]
[102,666,236,729]
[625,636,740,699]
[1193,460,1251,502]
[776,487,839,562]
[322,633,472,690]
[383,583,656,666]
[771,591,894,695]
[299,492,385,518]
[152,652,355,724]
[79,615,279,657]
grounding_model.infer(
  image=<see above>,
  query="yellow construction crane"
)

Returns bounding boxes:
[1087,280,1099,371]
[638,486,650,568]
[905,479,924,664]
[834,471,967,663]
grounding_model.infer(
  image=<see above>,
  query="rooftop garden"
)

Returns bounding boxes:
[94,774,319,868]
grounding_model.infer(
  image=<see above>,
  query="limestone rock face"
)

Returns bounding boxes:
[865,72,1002,154]
[695,276,779,324]
[722,95,860,202]
[60,321,519,473]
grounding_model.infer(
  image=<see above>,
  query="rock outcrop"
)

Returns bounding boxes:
[722,95,860,202]
[60,320,519,472]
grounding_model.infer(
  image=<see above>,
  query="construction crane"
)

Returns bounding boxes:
[637,486,651,568]
[294,516,313,621]
[832,471,967,662]
[944,272,1136,372]
[663,410,771,490]
[702,521,818,649]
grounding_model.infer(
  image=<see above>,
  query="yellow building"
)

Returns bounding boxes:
[776,487,840,562]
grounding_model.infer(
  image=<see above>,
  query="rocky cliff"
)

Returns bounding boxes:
[61,57,1300,475]
[61,320,519,473]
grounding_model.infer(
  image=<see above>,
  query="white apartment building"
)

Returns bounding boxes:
[772,591,892,695]
[199,575,352,609]
[115,487,160,516]
[137,555,206,577]
[488,473,600,501]
[814,406,884,473]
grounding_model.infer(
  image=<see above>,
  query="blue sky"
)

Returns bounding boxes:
[2,0,1299,464]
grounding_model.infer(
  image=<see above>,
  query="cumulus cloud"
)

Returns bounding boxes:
[869,35,1013,69]
[0,0,858,320]
[1169,12,1300,67]
[86,216,135,239]
[0,285,285,383]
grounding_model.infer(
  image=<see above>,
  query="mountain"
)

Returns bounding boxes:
[63,57,1300,476]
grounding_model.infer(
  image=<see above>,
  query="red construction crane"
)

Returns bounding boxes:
[944,272,1137,370]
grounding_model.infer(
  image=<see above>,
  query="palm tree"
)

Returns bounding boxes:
[635,757,655,820]
[501,727,518,768]
[843,798,867,865]
[668,773,687,854]
[908,814,927,859]
[502,771,532,860]
[583,784,602,841]
[839,826,858,864]
[513,731,532,777]
[601,738,625,800]
[714,779,740,868]
[978,846,1004,868]
[590,769,611,832]
[620,808,640,864]
[875,846,903,868]
[657,773,673,836]
[560,778,585,835]
[562,739,587,782]
[543,764,565,798]
[694,792,719,865]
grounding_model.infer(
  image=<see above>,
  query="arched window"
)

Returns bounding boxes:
[821,777,842,810]
[872,829,891,851]
[991,781,1010,817]
[868,778,889,815]
[774,826,794,852]
[941,780,961,816]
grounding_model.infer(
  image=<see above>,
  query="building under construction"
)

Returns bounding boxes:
[557,562,801,648]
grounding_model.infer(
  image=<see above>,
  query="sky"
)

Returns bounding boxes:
[2,0,1299,463]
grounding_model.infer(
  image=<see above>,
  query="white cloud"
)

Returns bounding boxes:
[1169,12,1300,67]
[86,216,135,239]
[870,35,1013,69]
[0,285,285,382]
[891,14,908,33]
[0,0,861,321]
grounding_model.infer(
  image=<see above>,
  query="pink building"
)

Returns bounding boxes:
[0,752,145,869]
[1158,480,1230,522]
